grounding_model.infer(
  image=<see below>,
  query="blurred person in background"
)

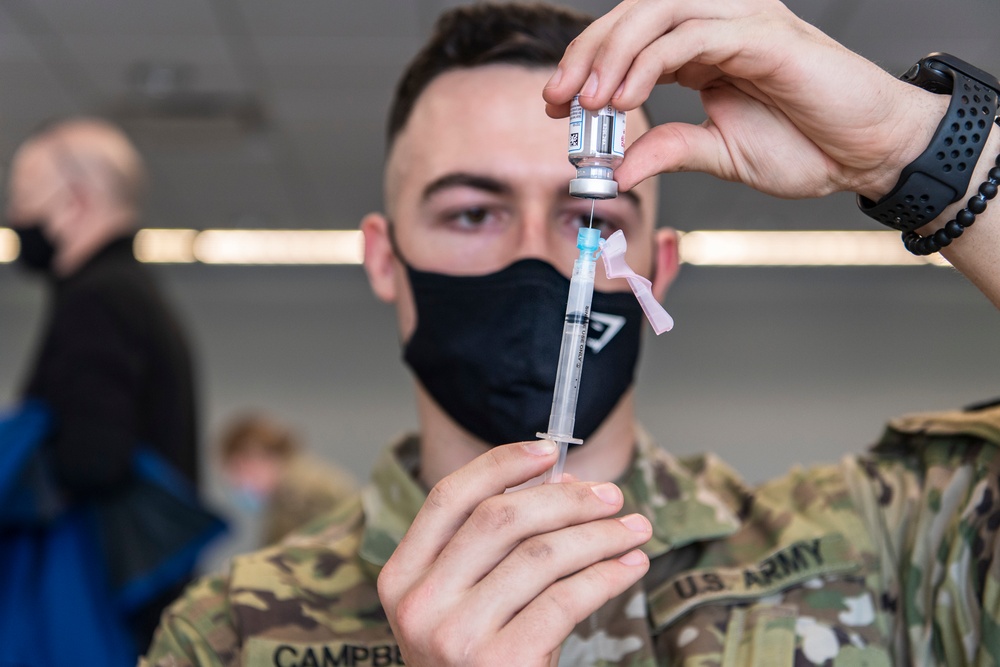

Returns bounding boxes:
[219,411,358,545]
[4,117,201,652]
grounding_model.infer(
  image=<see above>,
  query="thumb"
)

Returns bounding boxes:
[616,121,728,192]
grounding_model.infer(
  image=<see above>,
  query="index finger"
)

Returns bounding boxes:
[542,0,729,110]
[386,440,560,583]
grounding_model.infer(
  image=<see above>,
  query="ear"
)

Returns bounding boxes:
[651,227,680,302]
[361,212,398,303]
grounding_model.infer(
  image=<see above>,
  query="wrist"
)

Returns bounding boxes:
[855,87,950,202]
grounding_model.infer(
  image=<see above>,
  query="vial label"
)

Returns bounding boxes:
[568,96,626,158]
[607,104,626,158]
[568,97,584,153]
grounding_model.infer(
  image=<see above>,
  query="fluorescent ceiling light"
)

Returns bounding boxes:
[679,230,950,267]
[136,229,364,265]
[0,228,950,267]
[193,229,363,265]
[134,228,198,263]
[0,228,16,263]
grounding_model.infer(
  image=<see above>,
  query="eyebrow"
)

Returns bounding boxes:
[618,189,641,210]
[420,170,643,210]
[421,172,512,202]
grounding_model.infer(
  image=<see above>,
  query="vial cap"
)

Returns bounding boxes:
[569,177,618,200]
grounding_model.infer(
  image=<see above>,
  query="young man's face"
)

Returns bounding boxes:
[364,63,674,340]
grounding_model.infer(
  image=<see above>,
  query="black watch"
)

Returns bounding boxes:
[857,53,1000,232]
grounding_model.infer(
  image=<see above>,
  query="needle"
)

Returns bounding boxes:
[588,198,595,228]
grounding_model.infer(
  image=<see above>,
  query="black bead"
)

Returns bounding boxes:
[989,166,1000,182]
[980,181,999,199]
[933,229,952,247]
[919,236,937,255]
[968,195,988,214]
[957,208,977,226]
[945,219,965,238]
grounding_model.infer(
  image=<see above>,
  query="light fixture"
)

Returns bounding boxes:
[0,228,951,268]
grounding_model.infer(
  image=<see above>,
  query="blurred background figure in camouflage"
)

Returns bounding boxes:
[218,410,358,546]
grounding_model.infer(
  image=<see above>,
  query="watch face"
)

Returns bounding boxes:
[916,53,1000,94]
[905,55,953,94]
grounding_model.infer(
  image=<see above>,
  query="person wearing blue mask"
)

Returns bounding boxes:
[145,2,1000,666]
[218,411,358,546]
[5,117,201,652]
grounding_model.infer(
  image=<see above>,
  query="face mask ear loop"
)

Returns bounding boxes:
[384,219,412,268]
[599,230,674,334]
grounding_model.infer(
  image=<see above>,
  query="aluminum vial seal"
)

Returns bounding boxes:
[567,95,626,200]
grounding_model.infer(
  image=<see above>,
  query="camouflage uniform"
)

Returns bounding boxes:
[143,401,1000,666]
[261,454,359,546]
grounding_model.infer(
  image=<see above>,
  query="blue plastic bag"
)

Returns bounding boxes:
[0,401,226,666]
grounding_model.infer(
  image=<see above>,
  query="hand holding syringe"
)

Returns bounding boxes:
[539,97,673,482]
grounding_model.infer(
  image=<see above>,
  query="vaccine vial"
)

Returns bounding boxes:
[567,95,626,199]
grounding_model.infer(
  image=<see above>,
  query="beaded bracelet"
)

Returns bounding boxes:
[902,152,1000,255]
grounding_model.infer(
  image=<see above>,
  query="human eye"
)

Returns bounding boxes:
[441,205,504,232]
[453,207,490,227]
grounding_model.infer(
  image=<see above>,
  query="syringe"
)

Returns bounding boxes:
[536,98,625,482]
[537,225,601,482]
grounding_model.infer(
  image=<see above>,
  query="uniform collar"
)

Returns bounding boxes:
[358,429,743,570]
[358,435,425,569]
[622,428,742,559]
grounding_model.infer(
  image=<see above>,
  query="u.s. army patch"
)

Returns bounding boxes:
[649,533,860,631]
[244,638,404,667]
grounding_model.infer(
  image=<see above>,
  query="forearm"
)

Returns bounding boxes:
[931,127,1000,308]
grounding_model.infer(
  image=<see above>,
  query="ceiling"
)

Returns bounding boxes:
[2,0,999,235]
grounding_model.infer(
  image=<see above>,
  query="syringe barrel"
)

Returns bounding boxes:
[546,228,600,439]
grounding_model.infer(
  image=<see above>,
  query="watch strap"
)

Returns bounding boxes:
[858,54,1000,232]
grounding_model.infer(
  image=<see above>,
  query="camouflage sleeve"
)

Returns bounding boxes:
[141,575,240,667]
[843,403,1000,664]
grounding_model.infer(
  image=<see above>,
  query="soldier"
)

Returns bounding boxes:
[144,1,1000,665]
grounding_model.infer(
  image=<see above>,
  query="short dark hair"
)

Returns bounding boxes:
[386,2,592,150]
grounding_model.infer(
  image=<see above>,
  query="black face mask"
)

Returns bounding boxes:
[12,224,57,274]
[403,258,643,447]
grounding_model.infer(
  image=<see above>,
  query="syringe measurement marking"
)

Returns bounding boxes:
[562,308,590,388]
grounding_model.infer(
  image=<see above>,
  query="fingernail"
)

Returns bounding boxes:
[619,514,650,532]
[591,482,621,505]
[618,549,647,566]
[581,71,598,98]
[612,82,625,100]
[525,439,557,456]
[545,67,563,89]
